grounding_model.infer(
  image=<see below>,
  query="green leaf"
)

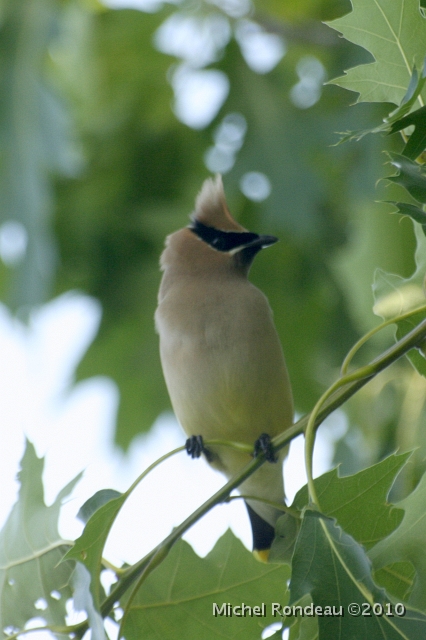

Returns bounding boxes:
[288,599,319,640]
[292,452,408,548]
[290,508,381,604]
[290,509,426,639]
[77,488,123,524]
[387,153,426,204]
[268,513,300,564]
[370,470,426,612]
[120,530,290,640]
[64,490,127,612]
[0,440,81,630]
[334,60,426,144]
[397,57,426,111]
[327,0,426,104]
[390,105,426,159]
[373,561,416,602]
[385,201,426,229]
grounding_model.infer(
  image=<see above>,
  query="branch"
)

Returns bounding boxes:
[79,316,426,629]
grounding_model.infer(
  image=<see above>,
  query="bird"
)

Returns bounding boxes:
[155,175,293,561]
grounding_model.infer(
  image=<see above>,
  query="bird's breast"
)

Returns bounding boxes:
[155,280,293,450]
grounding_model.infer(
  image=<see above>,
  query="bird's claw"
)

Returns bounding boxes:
[254,433,277,463]
[185,435,213,461]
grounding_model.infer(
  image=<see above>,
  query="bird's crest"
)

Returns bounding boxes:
[192,175,245,232]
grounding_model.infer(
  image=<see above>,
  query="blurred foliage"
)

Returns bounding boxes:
[0,0,421,465]
[4,2,426,638]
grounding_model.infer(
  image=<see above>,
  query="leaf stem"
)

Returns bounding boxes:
[304,316,426,506]
[341,304,426,375]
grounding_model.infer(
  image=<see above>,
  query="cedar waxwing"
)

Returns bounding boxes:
[155,175,293,560]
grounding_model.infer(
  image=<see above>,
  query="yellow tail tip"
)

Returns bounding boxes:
[253,548,270,563]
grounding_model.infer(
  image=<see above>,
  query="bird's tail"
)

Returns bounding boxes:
[245,501,277,562]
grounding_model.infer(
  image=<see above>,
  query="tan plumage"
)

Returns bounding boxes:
[155,175,293,556]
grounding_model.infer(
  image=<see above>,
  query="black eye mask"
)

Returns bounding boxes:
[189,219,277,253]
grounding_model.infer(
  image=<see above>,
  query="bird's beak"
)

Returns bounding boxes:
[244,234,279,250]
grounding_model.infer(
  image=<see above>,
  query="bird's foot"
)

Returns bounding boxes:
[253,433,277,463]
[185,435,213,462]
